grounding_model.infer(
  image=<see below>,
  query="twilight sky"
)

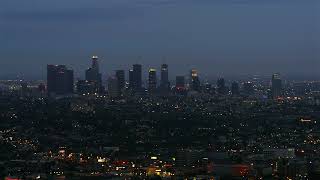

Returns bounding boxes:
[0,0,319,79]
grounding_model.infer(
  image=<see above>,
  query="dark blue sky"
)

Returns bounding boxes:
[0,0,319,79]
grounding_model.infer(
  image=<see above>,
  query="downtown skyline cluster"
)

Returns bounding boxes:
[1,1,319,179]
[46,55,283,99]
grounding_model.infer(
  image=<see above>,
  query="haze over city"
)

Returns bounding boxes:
[1,0,319,79]
[2,0,320,180]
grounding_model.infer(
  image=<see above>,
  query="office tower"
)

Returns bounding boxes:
[76,80,96,95]
[47,65,74,95]
[204,83,212,94]
[176,76,185,89]
[231,81,240,96]
[190,69,200,91]
[107,76,119,98]
[272,73,282,99]
[129,69,134,90]
[160,64,169,90]
[243,81,254,95]
[217,78,227,95]
[85,56,102,93]
[132,64,142,91]
[148,68,157,93]
[115,70,125,92]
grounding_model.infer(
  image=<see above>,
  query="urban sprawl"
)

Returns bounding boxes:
[1,56,320,180]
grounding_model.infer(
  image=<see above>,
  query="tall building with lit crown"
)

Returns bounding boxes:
[47,65,74,96]
[91,55,99,71]
[148,68,157,93]
[243,81,254,95]
[160,64,169,91]
[190,69,200,91]
[129,69,134,90]
[272,73,282,99]
[85,56,102,93]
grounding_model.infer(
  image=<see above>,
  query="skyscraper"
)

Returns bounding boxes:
[47,65,74,95]
[129,69,134,90]
[190,69,200,91]
[272,73,282,99]
[85,56,102,93]
[231,81,240,96]
[132,64,142,92]
[176,76,185,89]
[204,83,213,94]
[243,81,254,95]
[115,70,125,92]
[217,78,227,95]
[92,55,99,71]
[107,76,119,98]
[148,68,157,93]
[160,64,169,90]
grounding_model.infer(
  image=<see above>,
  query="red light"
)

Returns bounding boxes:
[5,177,21,180]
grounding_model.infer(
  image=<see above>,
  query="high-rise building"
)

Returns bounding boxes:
[176,76,186,95]
[190,69,200,91]
[243,81,254,95]
[217,78,227,95]
[148,68,157,93]
[272,73,282,99]
[47,65,74,95]
[115,70,125,92]
[132,64,142,92]
[160,64,169,90]
[176,76,185,89]
[231,81,240,96]
[107,76,119,98]
[129,69,134,90]
[85,56,102,93]
[204,83,213,94]
[92,55,99,71]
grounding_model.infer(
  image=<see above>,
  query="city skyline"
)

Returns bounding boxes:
[47,57,281,84]
[45,56,286,98]
[1,1,320,179]
[1,55,319,82]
